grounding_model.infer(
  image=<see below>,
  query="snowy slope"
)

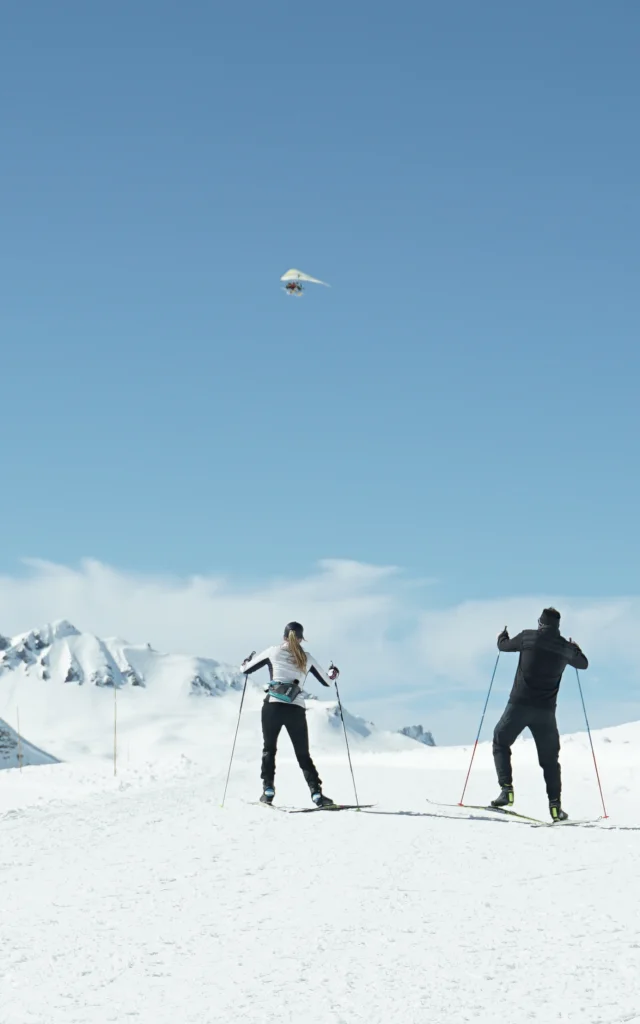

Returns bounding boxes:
[0,621,425,767]
[3,622,639,1023]
[0,718,638,1024]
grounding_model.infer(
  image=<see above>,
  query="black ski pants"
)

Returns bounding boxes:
[261,701,321,791]
[493,703,561,802]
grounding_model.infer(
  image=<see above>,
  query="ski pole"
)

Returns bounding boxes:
[221,656,253,808]
[458,651,501,805]
[332,670,361,808]
[575,668,609,818]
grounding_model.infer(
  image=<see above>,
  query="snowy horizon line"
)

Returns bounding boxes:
[0,556,638,744]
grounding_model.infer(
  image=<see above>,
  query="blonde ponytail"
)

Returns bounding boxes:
[286,630,308,674]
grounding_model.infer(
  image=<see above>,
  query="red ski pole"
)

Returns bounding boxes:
[575,668,609,819]
[459,652,501,805]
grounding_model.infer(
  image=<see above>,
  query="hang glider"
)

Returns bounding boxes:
[280,268,330,296]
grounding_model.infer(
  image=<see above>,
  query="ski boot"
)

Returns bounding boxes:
[549,799,568,822]
[260,786,275,805]
[311,791,335,808]
[491,785,514,808]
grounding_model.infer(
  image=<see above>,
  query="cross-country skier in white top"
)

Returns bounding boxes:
[241,622,339,807]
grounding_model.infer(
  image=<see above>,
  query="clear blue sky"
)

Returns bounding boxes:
[2,2,639,606]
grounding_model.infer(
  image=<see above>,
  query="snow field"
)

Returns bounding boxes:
[1,736,639,1024]
[2,624,639,1022]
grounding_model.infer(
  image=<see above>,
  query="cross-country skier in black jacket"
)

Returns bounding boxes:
[241,622,339,808]
[491,607,588,821]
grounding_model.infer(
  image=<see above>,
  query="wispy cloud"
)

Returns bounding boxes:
[0,558,638,742]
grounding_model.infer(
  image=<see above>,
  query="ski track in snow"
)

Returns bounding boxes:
[1,759,640,1024]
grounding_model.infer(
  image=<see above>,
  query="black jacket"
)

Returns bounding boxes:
[498,626,588,708]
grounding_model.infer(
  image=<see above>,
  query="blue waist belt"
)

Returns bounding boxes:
[268,682,302,703]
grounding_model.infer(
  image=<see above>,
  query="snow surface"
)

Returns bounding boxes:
[1,623,639,1023]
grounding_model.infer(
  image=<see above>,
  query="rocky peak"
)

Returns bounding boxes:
[398,724,436,746]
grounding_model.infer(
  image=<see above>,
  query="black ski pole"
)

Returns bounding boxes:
[221,652,254,808]
[575,667,609,819]
[459,650,501,805]
[332,669,361,808]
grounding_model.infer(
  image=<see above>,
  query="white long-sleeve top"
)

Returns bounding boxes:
[242,643,332,709]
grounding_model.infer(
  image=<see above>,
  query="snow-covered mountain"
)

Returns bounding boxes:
[0,621,429,767]
[399,724,436,746]
[0,619,242,694]
[0,718,59,769]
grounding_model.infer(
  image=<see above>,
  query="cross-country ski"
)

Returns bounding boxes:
[256,802,375,813]
[426,799,547,824]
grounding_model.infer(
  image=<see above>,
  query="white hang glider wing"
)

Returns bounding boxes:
[280,268,330,287]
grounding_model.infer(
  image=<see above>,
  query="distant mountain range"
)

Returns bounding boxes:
[399,724,436,746]
[0,621,436,768]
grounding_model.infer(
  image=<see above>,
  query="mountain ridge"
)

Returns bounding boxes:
[0,621,434,768]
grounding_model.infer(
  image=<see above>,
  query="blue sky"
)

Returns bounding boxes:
[1,3,639,739]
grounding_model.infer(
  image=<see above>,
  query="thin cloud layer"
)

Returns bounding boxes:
[0,558,638,741]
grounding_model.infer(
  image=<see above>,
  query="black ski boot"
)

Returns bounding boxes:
[260,786,275,805]
[549,799,568,822]
[491,785,514,808]
[311,790,335,808]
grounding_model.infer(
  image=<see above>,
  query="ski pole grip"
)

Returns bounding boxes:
[242,650,256,670]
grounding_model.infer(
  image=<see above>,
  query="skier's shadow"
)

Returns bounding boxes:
[361,810,640,831]
[597,824,640,832]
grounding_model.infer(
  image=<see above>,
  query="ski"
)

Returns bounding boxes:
[252,801,374,813]
[426,799,603,827]
[531,818,603,828]
[465,804,545,824]
[426,799,546,824]
[285,803,374,814]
